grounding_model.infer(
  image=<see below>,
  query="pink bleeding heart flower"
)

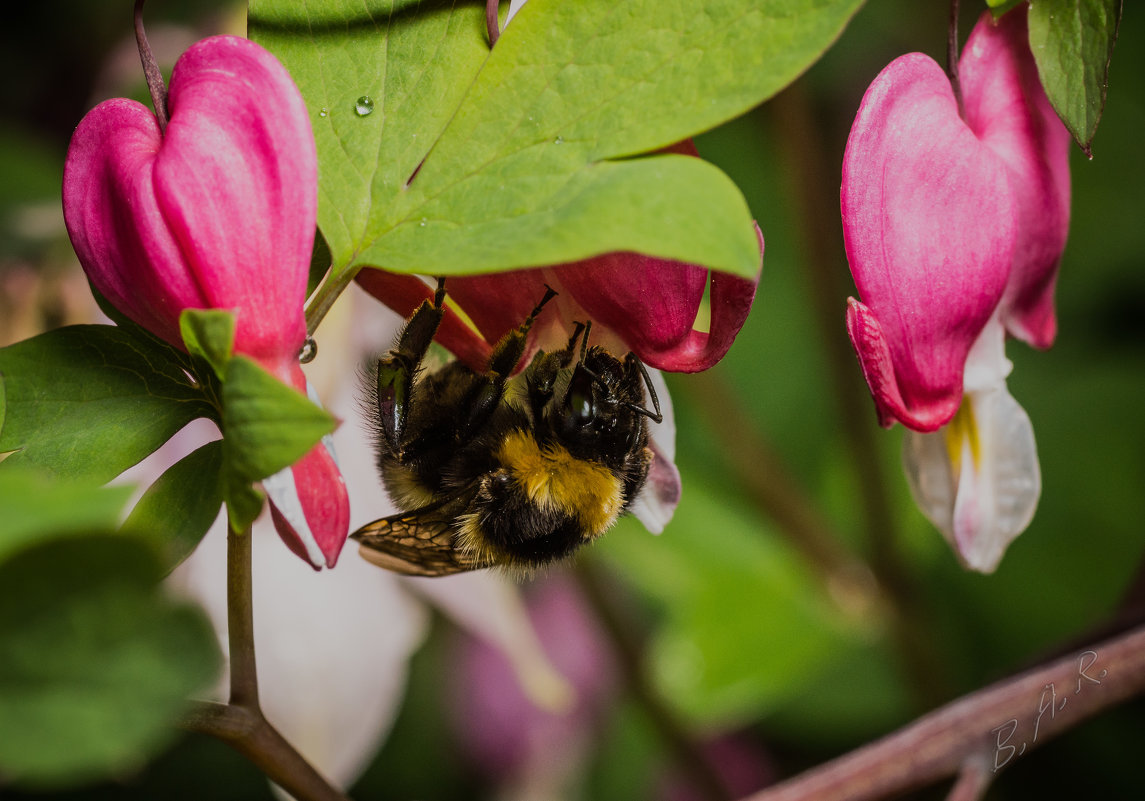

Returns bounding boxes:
[357,142,761,534]
[841,7,1069,572]
[62,35,349,569]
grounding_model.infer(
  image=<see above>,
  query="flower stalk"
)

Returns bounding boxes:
[133,0,167,132]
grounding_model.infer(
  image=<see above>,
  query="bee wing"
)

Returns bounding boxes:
[351,503,484,577]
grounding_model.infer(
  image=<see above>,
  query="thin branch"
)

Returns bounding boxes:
[741,622,1145,801]
[944,755,992,801]
[183,702,353,801]
[133,0,168,132]
[575,560,732,801]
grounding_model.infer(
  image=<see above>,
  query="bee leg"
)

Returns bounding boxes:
[376,278,447,452]
[454,286,558,442]
[524,321,586,418]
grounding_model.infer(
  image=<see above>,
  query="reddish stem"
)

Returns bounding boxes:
[133,0,168,132]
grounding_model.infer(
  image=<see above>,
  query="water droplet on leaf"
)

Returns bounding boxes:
[354,96,375,117]
[553,136,564,145]
[318,107,329,118]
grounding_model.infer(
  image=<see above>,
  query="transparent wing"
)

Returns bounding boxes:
[351,502,484,577]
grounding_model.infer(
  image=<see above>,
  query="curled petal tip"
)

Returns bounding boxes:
[265,435,350,569]
[845,299,960,432]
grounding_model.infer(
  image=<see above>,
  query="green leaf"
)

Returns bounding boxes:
[221,355,335,483]
[0,535,221,787]
[598,476,872,725]
[0,467,134,565]
[179,308,236,380]
[250,0,861,281]
[122,441,225,573]
[0,325,214,483]
[986,0,1025,14]
[1028,0,1122,155]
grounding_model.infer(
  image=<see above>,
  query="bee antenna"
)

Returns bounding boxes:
[628,355,663,423]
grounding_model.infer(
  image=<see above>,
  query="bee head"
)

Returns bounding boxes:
[549,347,661,466]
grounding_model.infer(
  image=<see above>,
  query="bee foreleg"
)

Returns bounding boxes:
[376,278,447,450]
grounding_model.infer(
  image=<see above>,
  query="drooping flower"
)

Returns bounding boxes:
[356,181,762,533]
[841,7,1070,572]
[62,35,349,568]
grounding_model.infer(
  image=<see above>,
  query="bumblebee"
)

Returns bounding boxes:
[352,279,662,576]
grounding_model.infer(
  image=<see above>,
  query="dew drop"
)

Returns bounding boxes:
[553,135,564,145]
[418,218,427,227]
[354,96,375,117]
[299,336,318,364]
[318,107,329,118]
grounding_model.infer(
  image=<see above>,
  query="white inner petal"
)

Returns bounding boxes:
[902,317,1041,573]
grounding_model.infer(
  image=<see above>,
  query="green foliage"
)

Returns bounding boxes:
[599,477,875,726]
[0,468,133,564]
[121,441,225,573]
[0,534,221,788]
[179,308,237,381]
[249,0,862,288]
[1028,0,1122,154]
[986,0,1026,15]
[0,325,213,483]
[220,356,335,483]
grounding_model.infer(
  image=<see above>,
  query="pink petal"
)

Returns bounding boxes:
[626,367,681,533]
[63,98,208,347]
[841,52,1017,431]
[554,223,762,373]
[267,436,350,570]
[960,8,1071,349]
[158,35,315,364]
[63,36,315,365]
[265,367,351,569]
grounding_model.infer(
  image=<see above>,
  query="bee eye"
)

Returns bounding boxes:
[563,365,599,428]
[569,390,595,425]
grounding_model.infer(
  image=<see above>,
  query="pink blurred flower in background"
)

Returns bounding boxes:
[841,7,1070,572]
[62,35,349,568]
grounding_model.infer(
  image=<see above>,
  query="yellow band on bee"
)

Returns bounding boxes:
[497,430,624,536]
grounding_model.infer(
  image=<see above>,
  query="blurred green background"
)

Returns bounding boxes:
[2,1,1142,799]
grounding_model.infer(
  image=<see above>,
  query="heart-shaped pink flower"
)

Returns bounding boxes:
[63,35,349,569]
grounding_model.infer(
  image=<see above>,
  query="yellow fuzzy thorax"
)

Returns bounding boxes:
[496,429,624,536]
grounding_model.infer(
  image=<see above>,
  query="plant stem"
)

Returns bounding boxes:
[305,265,358,337]
[740,622,1145,801]
[183,703,353,801]
[227,526,258,707]
[947,0,964,115]
[575,560,732,801]
[178,526,351,801]
[486,0,501,46]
